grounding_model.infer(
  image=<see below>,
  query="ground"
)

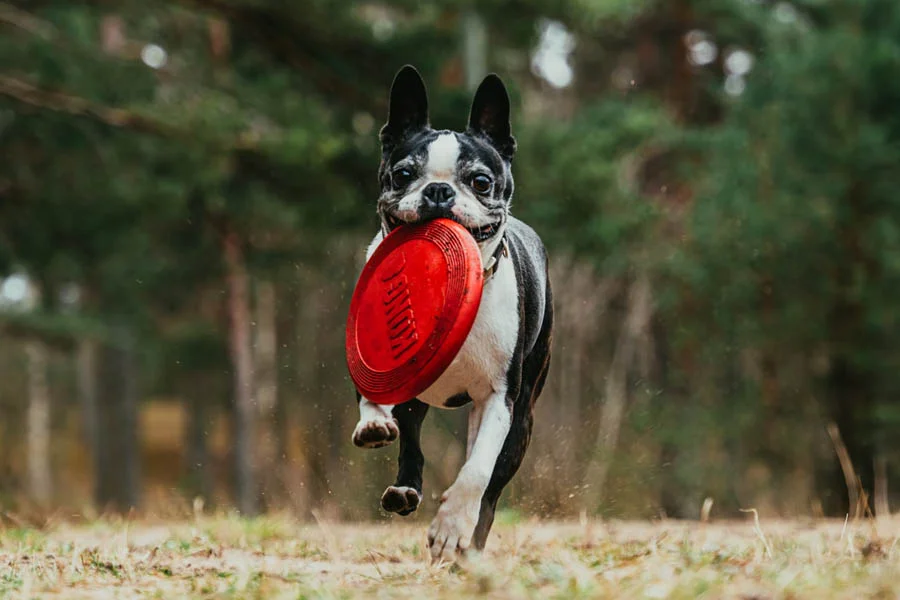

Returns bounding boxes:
[0,512,898,599]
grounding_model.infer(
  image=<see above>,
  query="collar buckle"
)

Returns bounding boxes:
[482,236,509,284]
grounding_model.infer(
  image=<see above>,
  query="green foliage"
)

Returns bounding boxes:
[2,0,900,517]
[515,99,673,273]
[687,0,900,386]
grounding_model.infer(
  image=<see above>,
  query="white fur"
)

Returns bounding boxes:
[426,135,495,230]
[361,227,517,407]
[365,231,385,261]
[421,254,517,561]
[417,254,517,407]
[428,390,511,561]
[449,190,496,229]
[357,225,518,562]
[356,396,393,422]
[466,402,484,459]
[394,192,422,218]
[386,133,499,230]
[425,133,460,178]
[352,396,399,448]
[393,134,461,216]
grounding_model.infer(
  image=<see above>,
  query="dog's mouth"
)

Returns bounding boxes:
[384,212,407,232]
[466,222,501,242]
[384,213,500,243]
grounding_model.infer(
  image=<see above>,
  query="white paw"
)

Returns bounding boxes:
[427,485,481,563]
[351,417,399,448]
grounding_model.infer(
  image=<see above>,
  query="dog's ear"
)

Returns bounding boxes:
[467,74,516,161]
[380,65,429,151]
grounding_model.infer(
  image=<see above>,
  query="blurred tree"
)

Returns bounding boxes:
[0,0,477,513]
[0,0,898,522]
[685,0,900,516]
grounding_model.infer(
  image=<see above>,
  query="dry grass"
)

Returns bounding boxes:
[0,512,898,599]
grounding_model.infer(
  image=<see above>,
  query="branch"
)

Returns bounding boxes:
[0,309,110,350]
[0,73,260,150]
[3,0,386,115]
[166,0,387,114]
[0,74,178,134]
[0,2,56,39]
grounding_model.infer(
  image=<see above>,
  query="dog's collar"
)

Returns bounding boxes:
[482,235,509,284]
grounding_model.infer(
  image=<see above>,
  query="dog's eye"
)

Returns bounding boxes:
[471,174,493,195]
[392,168,414,190]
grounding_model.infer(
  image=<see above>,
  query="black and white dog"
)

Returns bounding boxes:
[351,65,553,562]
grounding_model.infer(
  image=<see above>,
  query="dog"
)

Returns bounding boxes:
[351,65,553,563]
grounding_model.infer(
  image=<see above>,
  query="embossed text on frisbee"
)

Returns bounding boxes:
[381,252,418,360]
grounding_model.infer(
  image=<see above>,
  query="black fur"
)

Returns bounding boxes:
[467,74,516,161]
[382,399,429,516]
[380,66,430,154]
[355,65,553,557]
[444,392,474,408]
[385,218,553,550]
[473,218,553,548]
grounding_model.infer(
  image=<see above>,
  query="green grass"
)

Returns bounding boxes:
[0,514,897,598]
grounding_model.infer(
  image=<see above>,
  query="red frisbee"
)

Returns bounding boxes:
[345,218,484,405]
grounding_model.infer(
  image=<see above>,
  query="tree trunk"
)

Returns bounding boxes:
[460,9,487,92]
[254,280,280,508]
[817,181,876,517]
[77,339,98,473]
[668,0,694,122]
[223,229,258,516]
[874,453,889,518]
[183,375,213,503]
[274,284,296,501]
[255,281,277,418]
[25,339,51,506]
[585,274,653,508]
[95,328,140,511]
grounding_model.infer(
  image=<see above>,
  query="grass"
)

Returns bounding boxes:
[0,512,898,599]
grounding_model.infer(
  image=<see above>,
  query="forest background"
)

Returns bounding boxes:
[1,0,898,524]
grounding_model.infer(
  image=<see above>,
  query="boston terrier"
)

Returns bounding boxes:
[350,65,553,563]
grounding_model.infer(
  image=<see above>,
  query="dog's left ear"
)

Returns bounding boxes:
[467,74,516,161]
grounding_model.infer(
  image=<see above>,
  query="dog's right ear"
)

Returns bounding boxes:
[467,74,515,161]
[380,65,429,151]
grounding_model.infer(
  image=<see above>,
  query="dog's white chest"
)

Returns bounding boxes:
[417,257,518,407]
[364,231,519,408]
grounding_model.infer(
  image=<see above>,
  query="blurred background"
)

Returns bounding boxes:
[0,0,898,524]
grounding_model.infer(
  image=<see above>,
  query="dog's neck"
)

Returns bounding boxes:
[481,233,508,283]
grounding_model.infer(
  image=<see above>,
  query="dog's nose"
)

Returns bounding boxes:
[421,183,456,215]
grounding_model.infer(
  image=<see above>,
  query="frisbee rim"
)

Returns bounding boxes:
[345,219,484,405]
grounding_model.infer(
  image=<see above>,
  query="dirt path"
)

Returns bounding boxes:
[0,515,897,598]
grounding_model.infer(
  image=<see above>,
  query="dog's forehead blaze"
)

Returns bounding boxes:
[424,133,461,178]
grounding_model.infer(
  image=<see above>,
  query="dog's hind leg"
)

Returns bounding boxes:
[381,399,429,515]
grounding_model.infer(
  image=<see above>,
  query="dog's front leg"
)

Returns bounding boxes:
[428,388,511,563]
[351,394,399,448]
